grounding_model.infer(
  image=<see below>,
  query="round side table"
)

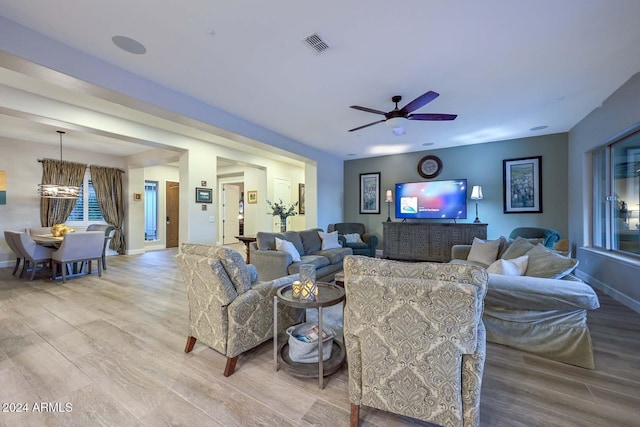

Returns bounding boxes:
[274,282,345,389]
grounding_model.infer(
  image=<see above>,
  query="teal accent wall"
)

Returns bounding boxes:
[343,133,568,247]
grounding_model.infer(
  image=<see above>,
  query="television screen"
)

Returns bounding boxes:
[395,179,467,219]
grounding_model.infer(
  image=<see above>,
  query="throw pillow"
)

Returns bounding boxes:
[487,255,529,276]
[343,233,363,244]
[500,236,536,260]
[467,237,501,266]
[524,244,579,279]
[318,230,342,250]
[275,237,301,262]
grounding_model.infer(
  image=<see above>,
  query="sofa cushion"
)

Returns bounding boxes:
[318,230,341,250]
[276,237,301,262]
[282,231,305,256]
[314,247,352,264]
[524,244,579,279]
[467,237,501,266]
[299,228,323,254]
[214,246,252,294]
[256,231,285,251]
[487,255,529,276]
[287,255,331,275]
[501,236,536,260]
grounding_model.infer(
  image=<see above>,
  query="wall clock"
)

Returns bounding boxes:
[417,155,442,179]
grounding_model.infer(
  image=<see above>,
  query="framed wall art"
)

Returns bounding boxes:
[247,190,258,204]
[503,156,542,213]
[195,187,213,203]
[360,172,380,214]
[298,183,305,214]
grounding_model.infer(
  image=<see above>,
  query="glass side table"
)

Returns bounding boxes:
[274,282,345,389]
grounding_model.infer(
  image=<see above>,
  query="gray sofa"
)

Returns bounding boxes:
[249,228,352,282]
[450,240,600,369]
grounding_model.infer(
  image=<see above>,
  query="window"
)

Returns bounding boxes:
[592,129,640,255]
[67,171,104,224]
[144,181,158,241]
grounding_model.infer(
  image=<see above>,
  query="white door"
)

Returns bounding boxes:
[273,177,291,231]
[223,184,241,244]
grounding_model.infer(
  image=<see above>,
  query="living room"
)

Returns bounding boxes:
[1,2,640,426]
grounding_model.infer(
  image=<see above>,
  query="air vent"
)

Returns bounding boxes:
[303,32,330,53]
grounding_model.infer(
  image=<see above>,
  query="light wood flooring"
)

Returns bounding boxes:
[0,248,639,426]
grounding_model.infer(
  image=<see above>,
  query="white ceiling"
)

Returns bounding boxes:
[1,0,640,159]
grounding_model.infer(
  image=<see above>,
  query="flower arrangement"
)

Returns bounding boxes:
[266,199,299,223]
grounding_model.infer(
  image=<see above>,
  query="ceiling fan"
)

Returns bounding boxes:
[348,91,457,136]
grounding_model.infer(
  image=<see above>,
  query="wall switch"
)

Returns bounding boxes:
[209,216,215,223]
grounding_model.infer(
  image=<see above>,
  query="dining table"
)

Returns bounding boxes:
[31,234,64,248]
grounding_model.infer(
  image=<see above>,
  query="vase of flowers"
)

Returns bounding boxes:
[267,199,299,232]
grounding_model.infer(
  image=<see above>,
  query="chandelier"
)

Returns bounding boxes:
[38,131,80,199]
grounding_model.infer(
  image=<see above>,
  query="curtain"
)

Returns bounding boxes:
[40,159,87,226]
[90,165,126,254]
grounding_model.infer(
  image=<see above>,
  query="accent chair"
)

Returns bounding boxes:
[343,255,488,427]
[328,222,378,257]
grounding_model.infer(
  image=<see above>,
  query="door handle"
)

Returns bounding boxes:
[166,216,170,224]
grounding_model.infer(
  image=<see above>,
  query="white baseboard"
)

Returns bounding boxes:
[576,270,640,314]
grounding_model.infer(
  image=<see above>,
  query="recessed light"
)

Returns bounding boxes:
[530,125,548,131]
[112,35,147,55]
[205,28,216,37]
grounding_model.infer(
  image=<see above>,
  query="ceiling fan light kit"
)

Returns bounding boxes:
[348,91,457,135]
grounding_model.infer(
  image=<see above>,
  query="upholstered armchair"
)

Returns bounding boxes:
[343,255,488,427]
[509,227,560,248]
[328,223,378,257]
[175,243,303,376]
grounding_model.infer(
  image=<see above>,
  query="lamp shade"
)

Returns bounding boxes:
[385,189,393,203]
[470,185,484,200]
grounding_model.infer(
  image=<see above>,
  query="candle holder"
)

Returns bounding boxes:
[292,280,303,297]
[299,264,317,300]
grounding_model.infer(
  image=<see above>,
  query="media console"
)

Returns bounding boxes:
[382,222,487,262]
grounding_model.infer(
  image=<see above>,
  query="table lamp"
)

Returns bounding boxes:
[470,185,483,223]
[385,190,393,222]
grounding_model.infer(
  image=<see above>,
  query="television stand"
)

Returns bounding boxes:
[382,222,487,262]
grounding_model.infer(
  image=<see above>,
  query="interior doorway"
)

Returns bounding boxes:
[222,183,241,244]
[166,181,179,248]
[273,177,291,231]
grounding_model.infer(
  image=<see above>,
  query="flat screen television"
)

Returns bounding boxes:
[395,179,467,220]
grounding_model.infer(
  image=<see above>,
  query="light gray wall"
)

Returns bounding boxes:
[344,134,569,246]
[569,72,640,312]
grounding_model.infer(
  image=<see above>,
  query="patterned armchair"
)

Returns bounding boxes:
[175,243,303,376]
[343,255,488,427]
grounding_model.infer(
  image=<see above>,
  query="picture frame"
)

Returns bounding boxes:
[195,187,213,203]
[298,183,305,214]
[360,172,380,214]
[247,190,258,204]
[503,156,542,213]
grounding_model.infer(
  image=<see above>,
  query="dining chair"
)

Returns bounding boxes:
[51,231,105,283]
[4,231,25,276]
[13,232,55,280]
[86,224,116,270]
[27,226,52,236]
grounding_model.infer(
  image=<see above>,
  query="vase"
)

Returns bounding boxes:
[280,217,287,232]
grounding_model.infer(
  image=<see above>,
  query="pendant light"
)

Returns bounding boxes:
[38,131,81,199]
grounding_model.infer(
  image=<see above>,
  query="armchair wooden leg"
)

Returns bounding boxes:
[184,336,197,353]
[223,356,238,377]
[350,404,360,427]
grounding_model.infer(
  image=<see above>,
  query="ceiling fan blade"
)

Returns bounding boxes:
[348,119,386,132]
[350,105,388,115]
[401,91,440,114]
[408,113,457,121]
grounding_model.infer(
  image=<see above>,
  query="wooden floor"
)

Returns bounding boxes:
[0,249,639,427]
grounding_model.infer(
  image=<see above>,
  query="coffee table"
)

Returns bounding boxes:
[274,282,345,389]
